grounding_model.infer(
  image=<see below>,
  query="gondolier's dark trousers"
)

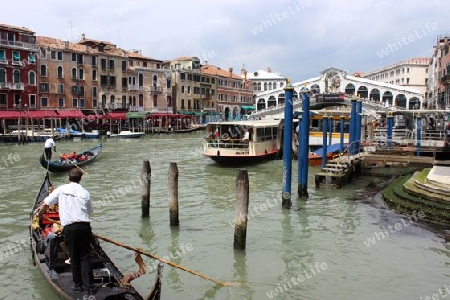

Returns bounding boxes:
[44,147,52,160]
[63,222,93,289]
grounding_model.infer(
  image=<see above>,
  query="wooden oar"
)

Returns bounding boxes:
[40,216,239,287]
[54,149,88,174]
[93,233,239,287]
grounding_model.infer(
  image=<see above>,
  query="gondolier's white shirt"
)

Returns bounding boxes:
[44,138,55,149]
[44,182,92,226]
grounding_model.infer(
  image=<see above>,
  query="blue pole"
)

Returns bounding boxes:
[340,115,345,155]
[297,114,302,190]
[416,113,421,156]
[349,98,357,155]
[355,100,362,154]
[298,90,310,197]
[322,115,328,168]
[387,112,394,148]
[282,81,294,207]
[328,115,333,146]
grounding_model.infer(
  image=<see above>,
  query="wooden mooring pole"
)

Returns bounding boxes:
[234,169,249,250]
[141,160,151,218]
[168,162,179,226]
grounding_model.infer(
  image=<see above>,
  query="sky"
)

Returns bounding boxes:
[4,0,449,82]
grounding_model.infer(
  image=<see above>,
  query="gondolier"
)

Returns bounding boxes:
[38,168,94,294]
[44,137,56,160]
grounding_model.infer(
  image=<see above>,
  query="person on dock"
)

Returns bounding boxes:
[44,137,56,160]
[38,168,94,294]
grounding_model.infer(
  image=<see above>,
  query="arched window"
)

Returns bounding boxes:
[166,77,171,88]
[40,65,47,77]
[257,82,261,91]
[29,71,36,85]
[110,95,114,103]
[78,69,84,80]
[92,70,97,81]
[0,68,6,82]
[139,94,144,106]
[13,69,20,83]
[57,66,63,78]
[101,94,106,107]
[268,82,272,90]
[264,82,267,91]
[71,68,77,79]
[122,96,126,107]
[138,73,144,86]
[152,75,157,86]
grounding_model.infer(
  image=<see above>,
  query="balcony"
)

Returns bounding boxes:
[150,86,163,94]
[0,82,24,90]
[441,74,450,86]
[11,60,23,67]
[0,59,8,65]
[0,39,39,51]
[128,85,139,91]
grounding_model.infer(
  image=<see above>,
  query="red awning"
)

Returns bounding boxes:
[0,111,23,119]
[56,110,86,118]
[101,112,127,120]
[27,110,58,118]
[147,113,192,118]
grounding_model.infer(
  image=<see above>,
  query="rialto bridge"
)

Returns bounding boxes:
[253,67,424,117]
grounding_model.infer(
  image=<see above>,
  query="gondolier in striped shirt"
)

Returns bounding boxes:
[38,168,94,294]
[44,137,56,160]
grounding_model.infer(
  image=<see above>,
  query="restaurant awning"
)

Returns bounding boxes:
[27,110,58,118]
[56,110,86,118]
[0,111,23,119]
[101,112,127,120]
[241,106,256,111]
[126,111,149,119]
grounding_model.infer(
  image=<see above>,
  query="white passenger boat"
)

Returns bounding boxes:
[108,130,145,139]
[203,119,281,164]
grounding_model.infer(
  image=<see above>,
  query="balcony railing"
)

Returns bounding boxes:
[150,86,163,93]
[441,74,450,85]
[0,82,24,90]
[128,85,140,91]
[0,39,39,51]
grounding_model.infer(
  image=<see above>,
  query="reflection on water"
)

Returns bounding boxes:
[0,135,449,300]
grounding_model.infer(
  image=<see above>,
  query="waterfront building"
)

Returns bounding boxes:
[201,64,253,120]
[432,35,450,109]
[243,67,287,96]
[0,24,38,110]
[360,58,428,100]
[164,57,220,122]
[36,36,99,110]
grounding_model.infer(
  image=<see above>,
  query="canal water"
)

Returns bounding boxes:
[0,134,449,300]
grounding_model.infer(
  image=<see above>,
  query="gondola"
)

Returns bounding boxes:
[39,143,102,172]
[29,173,163,299]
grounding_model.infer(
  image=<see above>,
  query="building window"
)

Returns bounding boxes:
[29,95,36,108]
[93,99,98,107]
[92,70,97,81]
[79,98,85,108]
[40,83,49,92]
[92,56,97,66]
[73,98,78,107]
[40,65,47,77]
[28,53,36,64]
[406,78,410,85]
[0,50,5,62]
[101,58,106,69]
[181,86,184,93]
[41,97,49,107]
[187,86,191,94]
[29,71,36,86]
[181,99,185,109]
[407,68,410,73]
[12,51,20,62]
[0,68,6,82]
[57,84,64,93]
[122,60,126,72]
[109,59,114,69]
[139,73,143,86]
[92,86,97,97]
[0,94,6,108]
[188,99,191,109]
[58,98,65,107]
[78,69,84,80]
[13,70,20,83]
[71,68,77,79]
[57,51,63,61]
[40,48,46,58]
[51,50,56,60]
[57,66,63,78]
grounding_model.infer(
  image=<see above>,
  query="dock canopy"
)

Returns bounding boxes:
[0,111,24,119]
[27,110,58,118]
[241,106,255,111]
[56,110,85,118]
[0,110,58,119]
[126,111,149,119]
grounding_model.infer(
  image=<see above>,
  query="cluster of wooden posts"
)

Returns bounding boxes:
[140,160,250,250]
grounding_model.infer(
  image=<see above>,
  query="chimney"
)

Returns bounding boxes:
[267,66,272,73]
[204,60,208,65]
[81,33,85,41]
[229,67,233,77]
[64,41,69,49]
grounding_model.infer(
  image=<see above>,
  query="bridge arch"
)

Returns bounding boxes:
[345,83,355,95]
[357,86,368,99]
